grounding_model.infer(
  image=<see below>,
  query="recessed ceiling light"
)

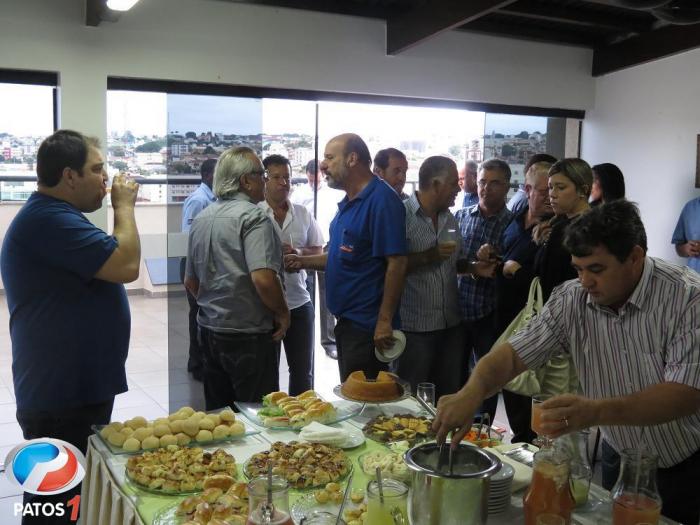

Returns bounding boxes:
[106,0,141,11]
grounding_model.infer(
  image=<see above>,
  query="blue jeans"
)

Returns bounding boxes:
[281,301,315,396]
[202,328,280,410]
[602,440,700,524]
[16,399,114,525]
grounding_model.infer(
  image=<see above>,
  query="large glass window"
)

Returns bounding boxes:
[0,83,54,200]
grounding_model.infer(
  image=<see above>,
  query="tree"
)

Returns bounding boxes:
[111,147,126,157]
[501,144,517,157]
[185,131,197,139]
[112,160,128,172]
[136,139,166,153]
[448,144,463,157]
[494,133,505,139]
[203,146,216,154]
[171,161,192,174]
[516,131,530,139]
[121,131,135,143]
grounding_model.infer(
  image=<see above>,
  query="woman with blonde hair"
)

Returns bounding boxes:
[533,158,593,300]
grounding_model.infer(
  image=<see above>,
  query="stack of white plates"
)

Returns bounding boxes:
[488,462,515,515]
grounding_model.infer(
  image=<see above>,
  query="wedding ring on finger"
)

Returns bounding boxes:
[563,417,569,428]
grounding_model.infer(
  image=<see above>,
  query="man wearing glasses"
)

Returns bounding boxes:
[185,147,289,408]
[455,158,513,421]
[260,154,323,395]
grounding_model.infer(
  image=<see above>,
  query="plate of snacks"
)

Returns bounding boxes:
[291,482,366,524]
[362,414,435,445]
[152,480,249,525]
[94,406,257,455]
[334,371,411,404]
[462,425,505,448]
[243,441,352,489]
[357,450,410,484]
[235,390,363,430]
[125,445,237,495]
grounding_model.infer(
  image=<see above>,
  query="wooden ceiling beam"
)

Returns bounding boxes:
[593,23,700,76]
[460,18,596,48]
[85,0,105,26]
[386,0,518,55]
[499,1,651,34]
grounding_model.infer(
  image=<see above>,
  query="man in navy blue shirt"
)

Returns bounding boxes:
[286,134,408,381]
[1,129,140,525]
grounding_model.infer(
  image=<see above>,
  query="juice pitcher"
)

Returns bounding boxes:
[610,448,662,525]
[523,446,575,525]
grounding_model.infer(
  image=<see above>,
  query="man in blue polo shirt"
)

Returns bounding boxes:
[1,129,141,524]
[285,133,408,381]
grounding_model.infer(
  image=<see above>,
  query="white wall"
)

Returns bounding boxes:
[581,49,700,265]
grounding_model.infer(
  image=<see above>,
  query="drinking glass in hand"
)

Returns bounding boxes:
[416,382,436,408]
[531,394,554,448]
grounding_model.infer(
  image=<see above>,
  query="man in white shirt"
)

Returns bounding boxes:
[262,155,323,394]
[291,159,343,359]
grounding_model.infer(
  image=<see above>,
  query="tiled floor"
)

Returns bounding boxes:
[0,292,515,523]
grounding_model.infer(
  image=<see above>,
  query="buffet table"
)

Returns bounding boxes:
[80,397,675,525]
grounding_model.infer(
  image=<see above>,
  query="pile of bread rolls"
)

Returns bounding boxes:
[261,390,337,428]
[99,406,244,452]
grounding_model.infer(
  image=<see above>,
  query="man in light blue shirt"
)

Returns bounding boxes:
[182,159,216,231]
[181,158,217,379]
[672,196,700,273]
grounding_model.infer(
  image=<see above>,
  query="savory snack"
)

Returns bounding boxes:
[244,441,350,489]
[362,414,434,444]
[126,445,237,493]
[358,450,410,483]
[258,390,337,429]
[176,481,248,525]
[340,371,402,402]
[462,426,504,448]
[98,407,244,453]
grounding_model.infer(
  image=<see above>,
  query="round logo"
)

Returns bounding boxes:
[5,439,86,495]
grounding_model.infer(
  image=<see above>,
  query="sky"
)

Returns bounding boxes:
[2,85,548,141]
[0,84,54,137]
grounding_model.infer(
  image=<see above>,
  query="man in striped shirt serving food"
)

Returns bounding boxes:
[433,199,700,525]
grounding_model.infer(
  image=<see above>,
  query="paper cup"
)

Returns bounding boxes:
[375,330,406,363]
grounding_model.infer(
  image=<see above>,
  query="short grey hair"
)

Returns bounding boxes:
[480,158,512,182]
[525,161,553,187]
[213,146,259,199]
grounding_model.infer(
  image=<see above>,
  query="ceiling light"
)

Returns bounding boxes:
[106,0,141,11]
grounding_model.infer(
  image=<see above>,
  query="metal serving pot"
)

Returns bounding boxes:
[404,442,501,525]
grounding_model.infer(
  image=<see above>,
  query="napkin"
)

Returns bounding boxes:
[299,421,349,446]
[491,443,535,493]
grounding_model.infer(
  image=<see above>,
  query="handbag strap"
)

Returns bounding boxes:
[527,276,544,313]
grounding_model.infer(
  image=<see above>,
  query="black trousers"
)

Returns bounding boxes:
[317,272,337,351]
[180,257,203,373]
[280,301,315,396]
[16,400,114,525]
[397,325,465,401]
[202,328,280,410]
[502,389,536,444]
[334,318,387,382]
[462,314,499,423]
[602,440,700,525]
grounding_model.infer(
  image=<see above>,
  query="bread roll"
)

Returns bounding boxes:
[196,430,213,442]
[219,409,236,423]
[175,432,192,446]
[198,417,215,431]
[108,432,126,447]
[132,426,154,441]
[127,416,148,430]
[183,417,200,437]
[203,474,235,491]
[141,435,160,450]
[213,425,230,440]
[159,434,177,447]
[153,423,171,437]
[122,437,141,452]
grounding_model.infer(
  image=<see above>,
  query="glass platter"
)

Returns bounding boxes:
[124,469,208,496]
[242,457,353,490]
[152,502,189,525]
[234,399,364,430]
[92,406,260,455]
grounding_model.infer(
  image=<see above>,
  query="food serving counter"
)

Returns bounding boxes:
[79,397,676,525]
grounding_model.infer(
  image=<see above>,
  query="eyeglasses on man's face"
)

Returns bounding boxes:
[248,169,269,181]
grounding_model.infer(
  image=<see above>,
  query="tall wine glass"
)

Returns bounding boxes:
[531,394,553,448]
